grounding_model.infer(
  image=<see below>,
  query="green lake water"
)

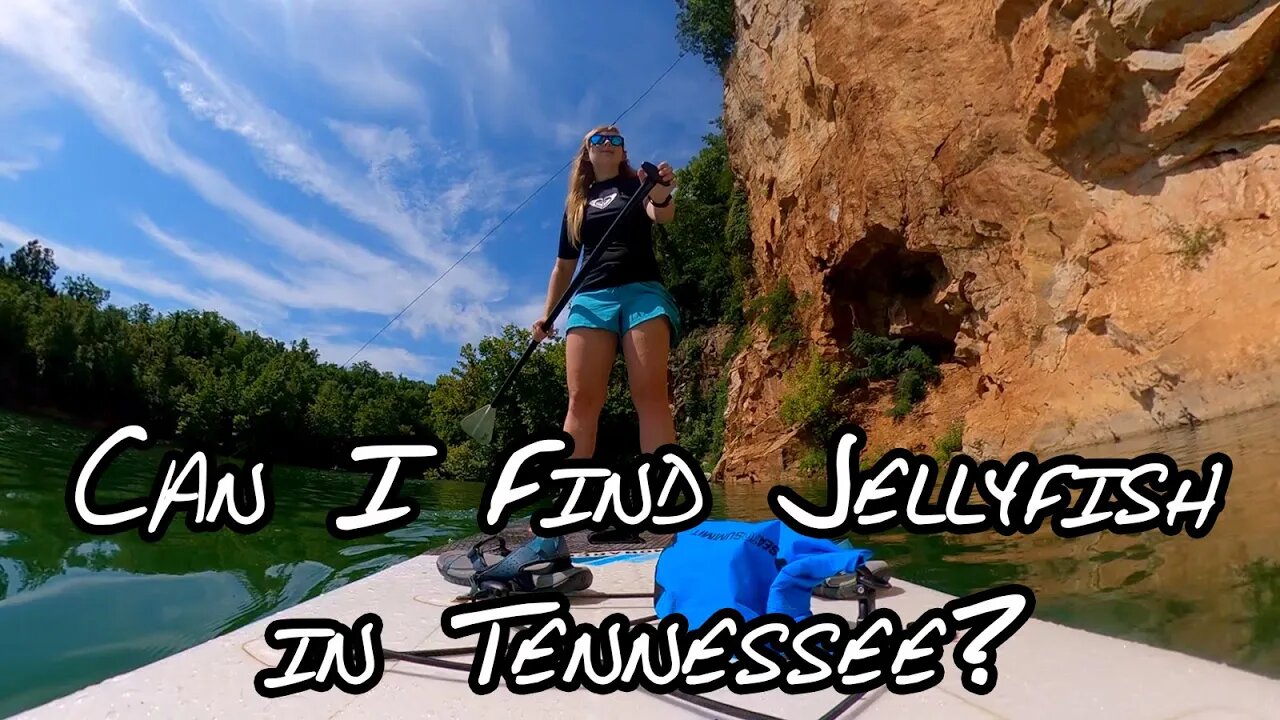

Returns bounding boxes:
[3,405,1280,715]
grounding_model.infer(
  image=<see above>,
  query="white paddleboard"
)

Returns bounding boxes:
[13,550,1280,720]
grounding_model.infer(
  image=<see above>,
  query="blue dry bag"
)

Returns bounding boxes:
[652,518,873,629]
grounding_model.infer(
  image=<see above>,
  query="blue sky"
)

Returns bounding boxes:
[0,0,725,381]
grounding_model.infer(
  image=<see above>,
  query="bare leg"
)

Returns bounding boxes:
[622,316,675,453]
[584,316,674,546]
[562,327,617,459]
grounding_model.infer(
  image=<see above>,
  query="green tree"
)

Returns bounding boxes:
[847,330,942,418]
[655,132,751,330]
[427,324,644,481]
[307,377,353,445]
[0,250,445,468]
[429,325,567,479]
[8,239,57,293]
[173,359,228,448]
[61,274,110,308]
[0,277,37,352]
[232,342,316,456]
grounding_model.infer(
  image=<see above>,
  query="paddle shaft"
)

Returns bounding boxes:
[486,164,663,408]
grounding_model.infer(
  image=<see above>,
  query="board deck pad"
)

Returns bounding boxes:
[15,551,1280,720]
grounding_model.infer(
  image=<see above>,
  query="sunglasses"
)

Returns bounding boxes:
[588,133,624,147]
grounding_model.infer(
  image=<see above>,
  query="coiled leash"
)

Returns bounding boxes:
[381,563,892,720]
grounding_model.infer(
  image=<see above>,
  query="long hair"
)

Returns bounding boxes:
[564,124,637,248]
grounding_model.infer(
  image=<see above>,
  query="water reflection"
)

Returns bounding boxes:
[1017,406,1280,678]
[749,404,1280,680]
[2,568,260,713]
[0,410,489,716]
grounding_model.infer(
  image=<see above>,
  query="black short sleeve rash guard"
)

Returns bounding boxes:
[557,174,662,292]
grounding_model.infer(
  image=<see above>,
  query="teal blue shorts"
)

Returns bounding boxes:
[564,280,682,347]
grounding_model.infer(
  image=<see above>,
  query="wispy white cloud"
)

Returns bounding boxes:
[326,121,418,170]
[119,0,467,267]
[201,0,433,114]
[312,56,429,114]
[133,214,523,343]
[134,215,311,308]
[0,0,520,348]
[27,133,62,153]
[0,130,59,180]
[487,24,514,86]
[0,0,719,380]
[0,218,273,329]
[309,339,436,378]
[0,57,53,117]
[0,1,384,270]
[0,158,40,180]
[204,0,581,146]
[503,296,554,334]
[293,320,439,377]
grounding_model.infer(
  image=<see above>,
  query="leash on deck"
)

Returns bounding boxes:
[382,573,888,720]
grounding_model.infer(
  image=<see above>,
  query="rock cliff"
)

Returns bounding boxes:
[715,0,1280,481]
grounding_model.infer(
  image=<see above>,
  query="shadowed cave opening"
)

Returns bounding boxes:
[826,226,962,363]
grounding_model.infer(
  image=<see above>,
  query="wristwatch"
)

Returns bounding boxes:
[650,194,673,208]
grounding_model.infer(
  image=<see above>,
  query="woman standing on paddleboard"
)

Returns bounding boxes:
[532,125,681,468]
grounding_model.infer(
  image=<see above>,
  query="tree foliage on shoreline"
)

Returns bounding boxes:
[0,246,435,469]
[675,0,738,75]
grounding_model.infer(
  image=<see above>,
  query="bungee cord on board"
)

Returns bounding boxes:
[380,588,878,720]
